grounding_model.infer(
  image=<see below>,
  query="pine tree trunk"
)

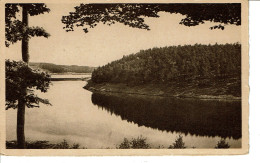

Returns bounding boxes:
[17,91,26,149]
[22,5,29,63]
[17,5,29,149]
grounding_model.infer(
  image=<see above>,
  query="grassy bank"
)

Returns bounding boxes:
[85,76,241,100]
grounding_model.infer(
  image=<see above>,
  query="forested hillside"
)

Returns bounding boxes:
[87,44,241,98]
[92,44,240,83]
[29,62,95,73]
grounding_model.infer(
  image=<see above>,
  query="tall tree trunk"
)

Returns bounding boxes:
[17,89,26,149]
[17,5,29,149]
[22,5,29,63]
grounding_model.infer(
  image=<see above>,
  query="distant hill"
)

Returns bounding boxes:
[29,62,95,73]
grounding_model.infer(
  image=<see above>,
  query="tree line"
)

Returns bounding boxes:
[91,43,241,84]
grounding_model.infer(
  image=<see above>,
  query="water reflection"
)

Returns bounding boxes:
[91,93,241,140]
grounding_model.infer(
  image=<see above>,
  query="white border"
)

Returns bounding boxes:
[0,0,250,157]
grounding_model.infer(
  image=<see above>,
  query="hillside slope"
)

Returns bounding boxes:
[85,44,241,99]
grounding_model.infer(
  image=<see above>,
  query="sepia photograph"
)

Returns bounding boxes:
[0,0,248,155]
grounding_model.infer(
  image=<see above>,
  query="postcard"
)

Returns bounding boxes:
[0,0,249,156]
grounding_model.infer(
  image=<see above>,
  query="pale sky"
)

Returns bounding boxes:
[6,3,241,67]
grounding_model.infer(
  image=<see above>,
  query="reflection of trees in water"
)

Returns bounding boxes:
[91,93,241,139]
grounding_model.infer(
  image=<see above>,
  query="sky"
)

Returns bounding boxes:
[6,3,241,67]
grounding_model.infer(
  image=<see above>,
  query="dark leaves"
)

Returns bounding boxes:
[62,4,241,33]
[62,4,160,33]
[210,24,225,30]
[5,20,24,47]
[168,135,186,149]
[27,26,50,38]
[5,22,50,47]
[215,139,230,149]
[5,60,51,110]
[23,4,50,16]
[117,136,151,149]
[5,4,50,47]
[6,3,50,17]
[25,94,51,108]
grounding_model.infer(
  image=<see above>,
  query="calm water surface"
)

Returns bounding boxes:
[6,75,241,148]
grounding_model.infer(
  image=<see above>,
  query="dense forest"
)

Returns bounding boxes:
[87,43,241,98]
[91,43,241,84]
[29,62,95,73]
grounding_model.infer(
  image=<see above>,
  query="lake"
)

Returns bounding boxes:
[6,75,241,149]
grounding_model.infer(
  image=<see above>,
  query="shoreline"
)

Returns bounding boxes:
[84,82,241,101]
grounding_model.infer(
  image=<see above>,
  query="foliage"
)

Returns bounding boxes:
[29,62,95,73]
[5,60,51,110]
[91,43,241,85]
[117,138,131,149]
[117,136,151,149]
[215,139,230,149]
[52,140,81,149]
[62,4,241,33]
[6,137,233,149]
[169,135,186,149]
[6,140,82,149]
[5,4,50,47]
